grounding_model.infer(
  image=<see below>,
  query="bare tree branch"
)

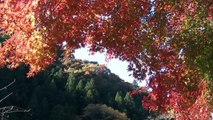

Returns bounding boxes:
[0,106,30,120]
[0,79,16,92]
[0,92,12,103]
[0,106,30,114]
[0,79,30,120]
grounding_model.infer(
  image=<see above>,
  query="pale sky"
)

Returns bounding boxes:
[74,47,135,83]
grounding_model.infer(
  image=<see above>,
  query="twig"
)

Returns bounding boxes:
[0,79,16,92]
[0,92,13,103]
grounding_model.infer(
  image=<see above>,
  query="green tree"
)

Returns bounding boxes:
[86,89,99,102]
[124,92,133,106]
[53,68,67,89]
[76,79,85,92]
[85,79,95,91]
[49,79,57,90]
[115,91,123,105]
[86,89,95,101]
[65,74,77,92]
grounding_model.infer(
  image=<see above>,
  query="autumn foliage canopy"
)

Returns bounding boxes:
[0,0,212,119]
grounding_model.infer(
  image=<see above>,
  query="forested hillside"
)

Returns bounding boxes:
[0,57,164,120]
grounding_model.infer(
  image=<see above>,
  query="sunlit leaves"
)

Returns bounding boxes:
[0,30,56,76]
